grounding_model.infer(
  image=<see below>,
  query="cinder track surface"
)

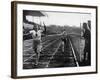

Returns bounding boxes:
[23,34,79,69]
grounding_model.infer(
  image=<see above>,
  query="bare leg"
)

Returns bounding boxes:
[36,53,38,65]
[61,41,64,53]
[37,52,40,65]
[36,44,42,65]
[34,48,38,65]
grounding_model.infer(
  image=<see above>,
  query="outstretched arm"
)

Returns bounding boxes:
[40,22,46,34]
[43,22,46,34]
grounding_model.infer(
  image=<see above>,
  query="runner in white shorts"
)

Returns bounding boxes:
[30,24,45,66]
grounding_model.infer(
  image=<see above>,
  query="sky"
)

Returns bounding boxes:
[26,11,91,27]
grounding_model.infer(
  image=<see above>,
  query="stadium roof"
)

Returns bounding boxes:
[23,10,45,17]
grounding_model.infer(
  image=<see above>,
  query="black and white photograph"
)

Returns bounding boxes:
[11,1,97,78]
[23,10,91,69]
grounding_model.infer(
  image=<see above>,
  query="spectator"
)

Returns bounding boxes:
[82,22,91,65]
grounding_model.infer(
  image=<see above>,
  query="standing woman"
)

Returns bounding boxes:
[82,23,91,65]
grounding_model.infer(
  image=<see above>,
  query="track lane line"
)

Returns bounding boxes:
[46,41,61,68]
[69,38,79,67]
[24,39,58,62]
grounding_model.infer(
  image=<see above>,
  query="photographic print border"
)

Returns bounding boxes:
[11,1,98,78]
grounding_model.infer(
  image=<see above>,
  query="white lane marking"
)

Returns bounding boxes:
[69,38,79,67]
[46,41,61,68]
[23,39,51,52]
[41,39,57,50]
[24,39,58,62]
[42,39,52,45]
[23,62,48,65]
[24,47,32,52]
[24,54,36,62]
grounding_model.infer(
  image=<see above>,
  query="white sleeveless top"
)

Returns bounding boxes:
[30,30,42,40]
